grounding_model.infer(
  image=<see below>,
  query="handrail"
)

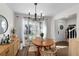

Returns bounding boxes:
[69,26,76,39]
[69,26,76,32]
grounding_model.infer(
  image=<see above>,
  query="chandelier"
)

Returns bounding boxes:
[28,3,44,21]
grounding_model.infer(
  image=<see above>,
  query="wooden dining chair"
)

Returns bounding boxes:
[27,45,37,56]
[40,47,57,56]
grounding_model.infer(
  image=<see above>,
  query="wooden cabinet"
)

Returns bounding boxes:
[8,44,14,56]
[14,39,20,55]
[0,37,20,56]
[0,48,9,56]
[0,51,6,56]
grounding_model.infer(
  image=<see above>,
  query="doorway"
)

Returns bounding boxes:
[55,14,77,41]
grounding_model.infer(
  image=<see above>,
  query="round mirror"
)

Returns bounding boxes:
[0,15,8,34]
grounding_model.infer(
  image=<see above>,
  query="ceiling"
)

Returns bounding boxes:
[6,3,79,17]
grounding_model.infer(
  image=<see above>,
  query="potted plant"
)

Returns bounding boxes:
[40,33,44,39]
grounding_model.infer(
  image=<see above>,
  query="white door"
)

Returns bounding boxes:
[55,20,65,41]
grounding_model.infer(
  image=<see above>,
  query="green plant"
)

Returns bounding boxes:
[40,33,44,38]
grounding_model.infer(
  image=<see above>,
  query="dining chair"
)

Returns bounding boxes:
[40,47,57,56]
[27,44,37,56]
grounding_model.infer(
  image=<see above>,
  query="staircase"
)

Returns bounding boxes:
[68,26,77,55]
[68,26,77,39]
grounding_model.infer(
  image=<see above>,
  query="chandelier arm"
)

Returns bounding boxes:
[34,3,37,21]
[28,3,45,21]
[35,3,37,13]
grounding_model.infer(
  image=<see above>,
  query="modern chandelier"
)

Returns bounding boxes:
[28,3,44,21]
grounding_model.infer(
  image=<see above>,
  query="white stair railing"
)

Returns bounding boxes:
[69,27,76,39]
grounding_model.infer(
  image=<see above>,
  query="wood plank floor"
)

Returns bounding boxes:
[16,47,28,56]
[16,46,37,56]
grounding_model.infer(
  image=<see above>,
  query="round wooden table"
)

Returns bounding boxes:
[32,38,55,56]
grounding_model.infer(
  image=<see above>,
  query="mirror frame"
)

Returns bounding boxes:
[0,15,8,34]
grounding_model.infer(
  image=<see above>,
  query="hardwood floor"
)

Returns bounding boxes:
[16,47,28,56]
[16,46,37,56]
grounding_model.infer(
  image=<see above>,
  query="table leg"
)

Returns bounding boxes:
[37,46,41,56]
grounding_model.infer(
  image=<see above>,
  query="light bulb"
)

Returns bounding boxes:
[28,10,30,12]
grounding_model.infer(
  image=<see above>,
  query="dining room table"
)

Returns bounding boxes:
[32,37,55,56]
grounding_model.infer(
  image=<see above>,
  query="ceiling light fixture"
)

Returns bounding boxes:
[28,3,44,21]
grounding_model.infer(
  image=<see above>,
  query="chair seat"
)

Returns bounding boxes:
[27,46,37,56]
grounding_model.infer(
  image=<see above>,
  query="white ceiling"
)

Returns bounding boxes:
[6,3,79,16]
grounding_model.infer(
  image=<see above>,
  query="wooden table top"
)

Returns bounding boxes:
[32,37,55,47]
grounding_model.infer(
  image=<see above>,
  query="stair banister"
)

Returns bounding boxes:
[69,27,76,39]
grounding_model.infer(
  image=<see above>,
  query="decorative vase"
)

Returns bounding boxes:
[11,28,16,38]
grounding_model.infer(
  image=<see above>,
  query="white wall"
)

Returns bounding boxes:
[65,15,76,28]
[50,17,56,39]
[66,19,76,26]
[0,4,14,36]
[46,17,52,38]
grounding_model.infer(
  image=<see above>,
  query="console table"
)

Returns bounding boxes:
[0,36,20,56]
